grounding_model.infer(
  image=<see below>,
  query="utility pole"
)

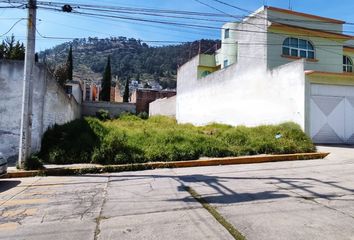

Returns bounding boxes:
[18,0,37,168]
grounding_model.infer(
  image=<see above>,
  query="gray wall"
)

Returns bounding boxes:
[82,101,136,117]
[0,60,81,159]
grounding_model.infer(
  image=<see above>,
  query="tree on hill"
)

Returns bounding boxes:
[100,56,112,101]
[123,78,129,102]
[53,46,73,87]
[54,64,69,87]
[39,37,221,89]
[66,45,73,81]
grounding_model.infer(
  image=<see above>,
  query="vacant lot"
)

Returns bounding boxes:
[39,115,315,165]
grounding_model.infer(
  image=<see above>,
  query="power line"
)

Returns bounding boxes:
[0,18,25,37]
[210,0,253,14]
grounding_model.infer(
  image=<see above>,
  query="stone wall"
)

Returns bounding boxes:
[0,60,81,159]
[82,101,136,117]
[149,96,176,117]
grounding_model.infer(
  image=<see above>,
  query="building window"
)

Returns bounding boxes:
[224,59,229,67]
[65,85,72,95]
[224,29,230,39]
[201,70,211,78]
[282,37,315,59]
[85,87,91,101]
[343,55,353,73]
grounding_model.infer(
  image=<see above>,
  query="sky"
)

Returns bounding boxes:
[1,0,354,52]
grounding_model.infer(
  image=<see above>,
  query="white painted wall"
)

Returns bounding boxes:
[215,9,268,69]
[149,96,176,117]
[177,58,306,128]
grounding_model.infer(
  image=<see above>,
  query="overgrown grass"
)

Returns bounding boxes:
[39,115,316,165]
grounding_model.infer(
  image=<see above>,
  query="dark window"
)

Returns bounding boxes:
[224,29,230,39]
[343,55,353,73]
[300,50,307,58]
[291,49,298,57]
[282,47,290,56]
[201,70,211,78]
[224,59,229,67]
[282,37,315,59]
[85,87,90,101]
[65,85,72,95]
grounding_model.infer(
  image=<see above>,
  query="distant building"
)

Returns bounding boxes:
[82,80,100,101]
[65,80,83,104]
[131,89,176,113]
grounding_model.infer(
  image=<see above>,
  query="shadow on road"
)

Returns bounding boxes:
[106,173,354,205]
[0,180,21,193]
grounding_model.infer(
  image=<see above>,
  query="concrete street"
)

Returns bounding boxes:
[1,146,354,240]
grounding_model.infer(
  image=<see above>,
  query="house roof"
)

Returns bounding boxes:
[269,22,353,40]
[344,46,354,53]
[305,70,354,78]
[266,6,345,24]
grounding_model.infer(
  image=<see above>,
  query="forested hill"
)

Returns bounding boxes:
[39,37,220,89]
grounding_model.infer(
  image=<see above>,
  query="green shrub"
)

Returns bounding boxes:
[96,109,110,121]
[24,154,44,170]
[39,118,106,164]
[137,112,149,120]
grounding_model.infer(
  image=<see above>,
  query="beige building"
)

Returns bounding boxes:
[177,6,354,144]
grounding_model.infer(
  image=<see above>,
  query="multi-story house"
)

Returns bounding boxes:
[177,6,354,144]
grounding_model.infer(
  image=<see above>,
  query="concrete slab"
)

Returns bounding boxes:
[99,208,234,240]
[0,220,96,240]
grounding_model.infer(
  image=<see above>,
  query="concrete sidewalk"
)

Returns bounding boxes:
[0,146,353,240]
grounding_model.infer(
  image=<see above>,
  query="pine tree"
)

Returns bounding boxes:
[100,56,112,101]
[66,45,73,81]
[123,77,130,102]
[0,42,5,59]
[4,35,15,59]
[10,41,25,60]
[0,35,25,60]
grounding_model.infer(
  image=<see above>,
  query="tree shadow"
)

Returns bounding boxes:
[106,172,353,204]
[0,180,21,193]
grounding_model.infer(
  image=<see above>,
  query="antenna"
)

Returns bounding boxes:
[288,0,292,10]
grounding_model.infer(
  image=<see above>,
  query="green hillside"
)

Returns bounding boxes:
[39,37,220,89]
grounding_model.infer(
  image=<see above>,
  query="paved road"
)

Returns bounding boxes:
[1,146,354,240]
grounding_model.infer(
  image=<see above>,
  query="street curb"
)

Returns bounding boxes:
[3,152,329,178]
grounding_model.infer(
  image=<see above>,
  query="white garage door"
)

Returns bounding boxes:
[310,84,354,144]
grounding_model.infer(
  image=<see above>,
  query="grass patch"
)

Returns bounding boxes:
[185,186,246,240]
[39,115,315,165]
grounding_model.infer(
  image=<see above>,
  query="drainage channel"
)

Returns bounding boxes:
[184,186,246,240]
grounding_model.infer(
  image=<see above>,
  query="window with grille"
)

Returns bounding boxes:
[343,55,353,73]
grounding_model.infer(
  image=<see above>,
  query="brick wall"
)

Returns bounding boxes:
[134,89,176,113]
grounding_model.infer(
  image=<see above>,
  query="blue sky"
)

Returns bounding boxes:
[1,0,354,51]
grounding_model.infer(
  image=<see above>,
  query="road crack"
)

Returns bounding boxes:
[93,175,110,240]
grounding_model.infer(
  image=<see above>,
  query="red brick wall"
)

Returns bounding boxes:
[135,89,176,113]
